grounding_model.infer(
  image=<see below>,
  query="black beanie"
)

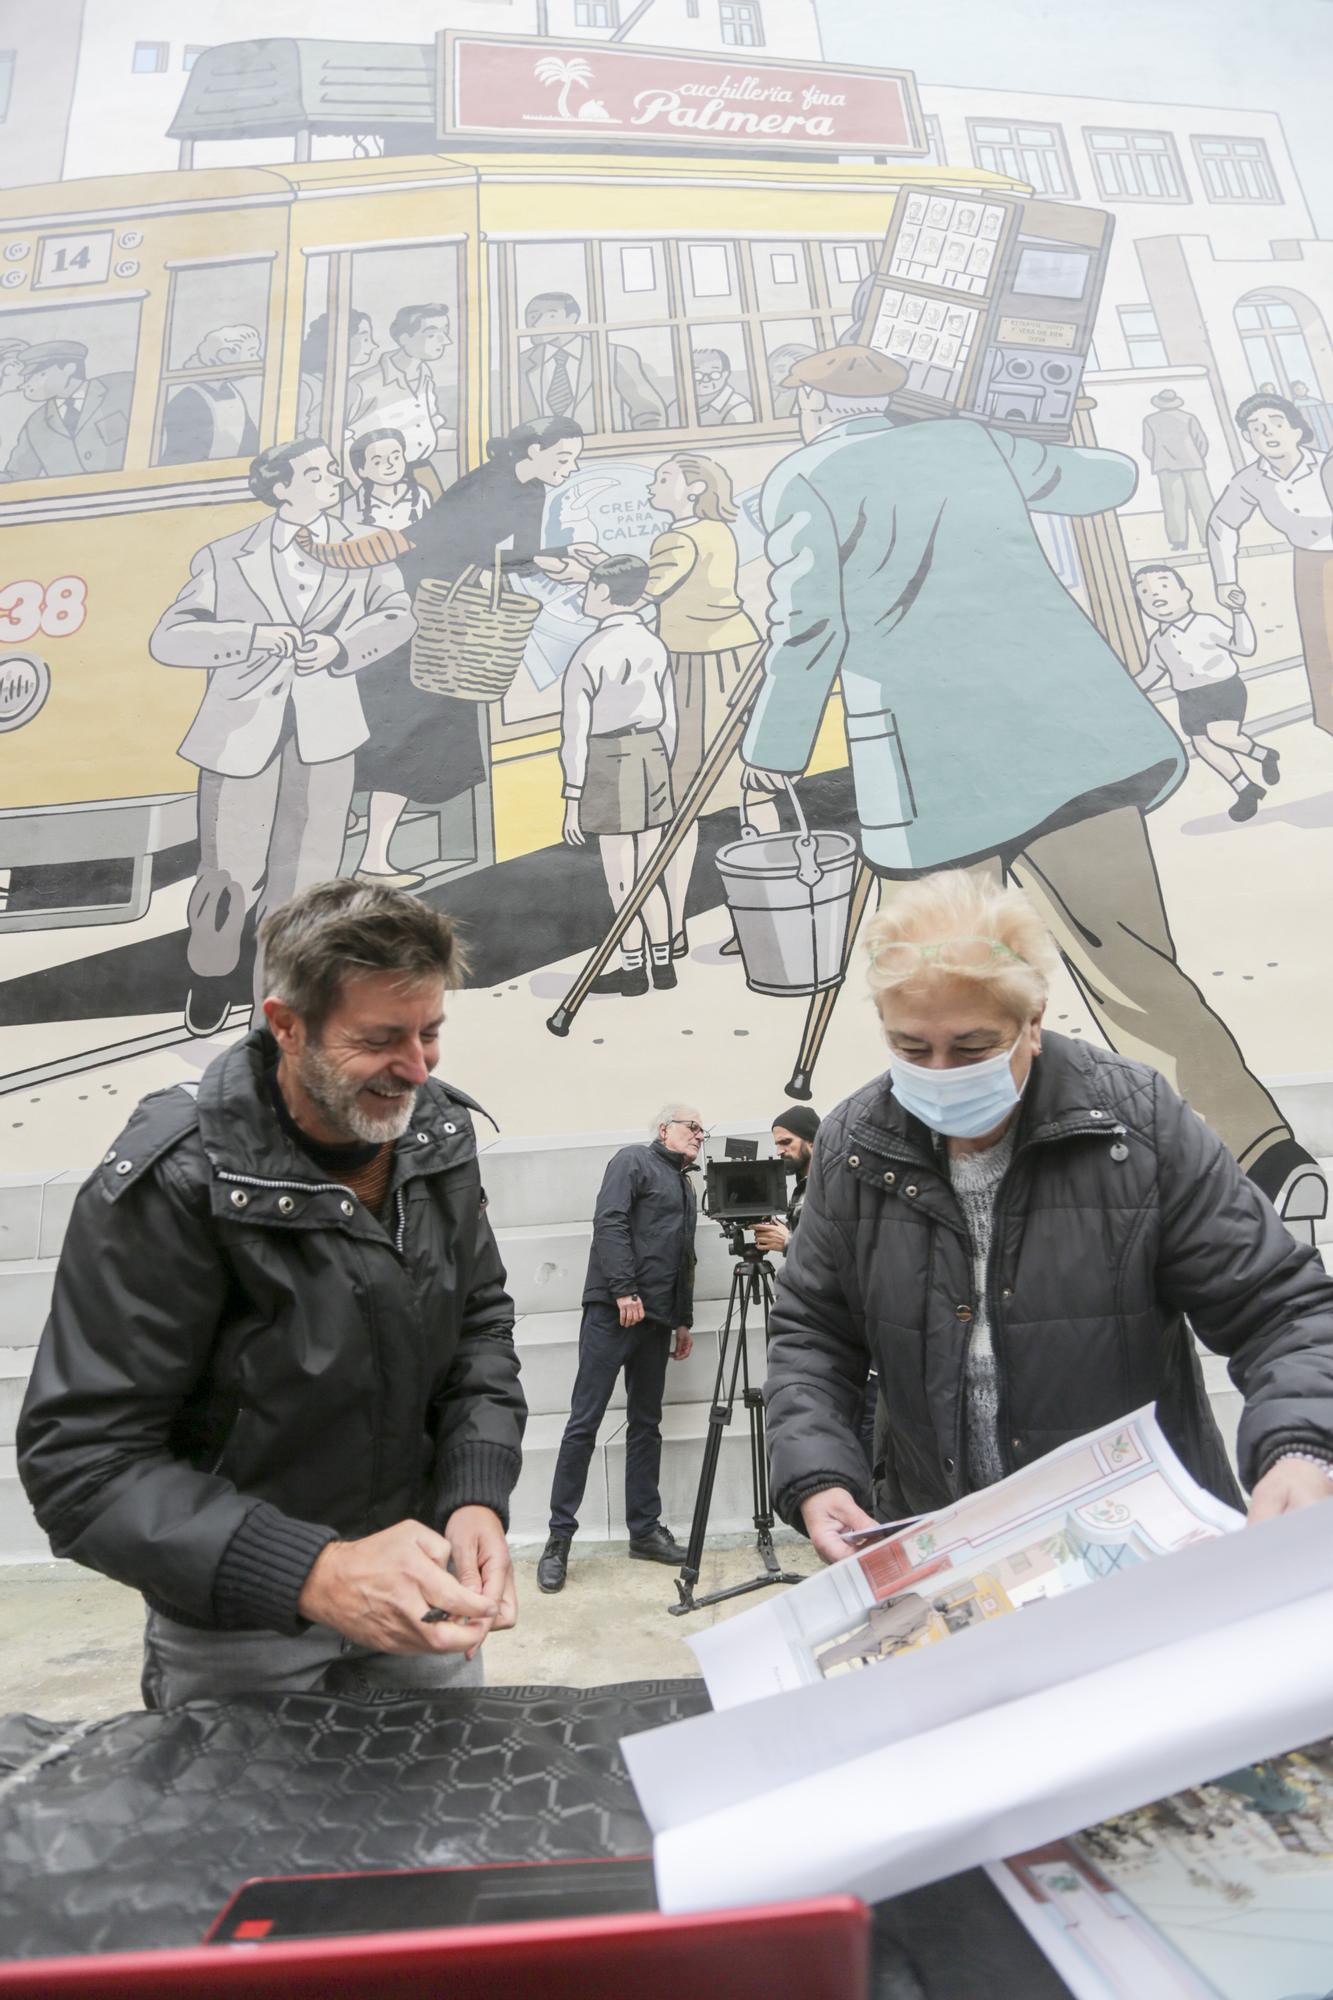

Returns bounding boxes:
[772,1105,821,1144]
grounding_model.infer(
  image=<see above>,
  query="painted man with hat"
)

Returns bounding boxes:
[1142,386,1213,552]
[1,339,134,482]
[740,344,1324,1230]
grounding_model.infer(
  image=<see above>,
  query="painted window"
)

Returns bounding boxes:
[131,42,168,74]
[968,120,1075,198]
[0,50,13,124]
[152,260,271,469]
[574,0,619,26]
[1192,135,1281,203]
[1085,128,1185,202]
[920,114,947,166]
[182,46,208,73]
[0,297,143,483]
[1235,296,1320,400]
[720,2,765,47]
[493,233,879,438]
[1118,306,1168,369]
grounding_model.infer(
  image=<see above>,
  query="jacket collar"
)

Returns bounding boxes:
[848,1031,1125,1167]
[195,1029,483,1193]
[651,1138,696,1174]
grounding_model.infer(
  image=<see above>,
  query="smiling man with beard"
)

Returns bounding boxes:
[18,879,526,1709]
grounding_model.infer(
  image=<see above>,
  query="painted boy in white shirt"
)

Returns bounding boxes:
[1133,565,1279,823]
[561,554,678,998]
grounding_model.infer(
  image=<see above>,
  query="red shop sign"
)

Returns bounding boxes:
[437,33,925,157]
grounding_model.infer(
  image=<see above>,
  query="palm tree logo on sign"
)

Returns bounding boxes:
[529,56,618,124]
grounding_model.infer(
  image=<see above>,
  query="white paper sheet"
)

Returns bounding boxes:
[622,1500,1333,1917]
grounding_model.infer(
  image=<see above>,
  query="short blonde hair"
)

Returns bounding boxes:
[864,871,1057,1023]
[663,453,737,523]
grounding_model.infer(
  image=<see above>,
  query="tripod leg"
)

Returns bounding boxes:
[549,654,767,1037]
[673,1265,750,1611]
[785,859,877,1099]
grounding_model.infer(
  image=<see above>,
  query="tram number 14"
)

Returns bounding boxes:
[0,578,88,640]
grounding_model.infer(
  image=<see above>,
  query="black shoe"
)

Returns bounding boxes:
[590,970,625,997]
[1228,781,1264,822]
[537,1534,570,1593]
[628,1524,688,1565]
[1260,746,1281,786]
[620,965,649,996]
[184,976,236,1037]
[651,959,677,990]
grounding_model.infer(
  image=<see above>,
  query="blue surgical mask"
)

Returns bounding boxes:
[888,1037,1026,1140]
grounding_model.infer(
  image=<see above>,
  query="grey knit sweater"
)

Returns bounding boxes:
[947,1126,1018,1490]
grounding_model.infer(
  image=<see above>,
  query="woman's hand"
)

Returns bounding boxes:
[562,802,585,848]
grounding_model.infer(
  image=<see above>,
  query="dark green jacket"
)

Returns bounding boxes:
[765,1033,1333,1523]
[18,1032,525,1634]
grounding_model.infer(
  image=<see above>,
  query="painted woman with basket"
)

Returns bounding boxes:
[300,418,589,886]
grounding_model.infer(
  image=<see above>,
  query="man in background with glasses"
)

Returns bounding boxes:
[538,1104,703,1592]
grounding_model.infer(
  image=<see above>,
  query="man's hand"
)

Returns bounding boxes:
[1218,583,1246,610]
[800,1486,879,1565]
[1247,1457,1333,1524]
[444,1505,517,1636]
[617,1294,645,1328]
[741,762,788,791]
[562,801,586,848]
[253,622,302,660]
[294,632,342,675]
[671,1326,693,1361]
[752,1218,790,1254]
[297,1519,499,1654]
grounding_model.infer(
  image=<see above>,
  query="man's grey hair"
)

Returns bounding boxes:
[652,1102,702,1137]
[259,878,467,1032]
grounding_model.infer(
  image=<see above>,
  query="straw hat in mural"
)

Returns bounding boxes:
[779,344,909,396]
[1150,387,1185,408]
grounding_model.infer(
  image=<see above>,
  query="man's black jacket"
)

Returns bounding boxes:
[765,1032,1333,1526]
[17,1032,526,1635]
[582,1140,697,1327]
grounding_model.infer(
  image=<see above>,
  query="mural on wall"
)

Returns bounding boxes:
[1,1,1332,1215]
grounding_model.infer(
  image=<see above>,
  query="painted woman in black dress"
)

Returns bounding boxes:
[309,417,588,884]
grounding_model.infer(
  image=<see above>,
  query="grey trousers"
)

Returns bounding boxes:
[187,735,356,1013]
[141,1609,484,1709]
[1157,468,1213,550]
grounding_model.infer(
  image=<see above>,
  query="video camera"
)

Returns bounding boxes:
[702,1139,792,1256]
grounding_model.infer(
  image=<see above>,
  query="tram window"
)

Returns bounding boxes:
[600,241,672,323]
[605,326,680,433]
[0,296,142,484]
[688,322,756,426]
[343,242,461,487]
[683,241,744,314]
[821,240,874,313]
[154,260,270,468]
[762,319,822,419]
[751,242,816,314]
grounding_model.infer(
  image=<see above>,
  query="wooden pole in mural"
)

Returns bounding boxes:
[1069,393,1147,674]
[546,654,767,1037]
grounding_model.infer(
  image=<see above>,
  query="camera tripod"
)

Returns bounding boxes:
[670,1227,803,1616]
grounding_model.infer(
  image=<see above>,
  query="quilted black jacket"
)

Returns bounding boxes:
[764,1033,1333,1524]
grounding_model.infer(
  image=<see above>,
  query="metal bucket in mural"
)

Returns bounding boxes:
[716,783,858,998]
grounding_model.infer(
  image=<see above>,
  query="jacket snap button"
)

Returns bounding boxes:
[943,1455,955,1473]
[955,1305,972,1321]
[1001,1286,1013,1299]
[443,1123,456,1135]
[340,1198,355,1217]
[1089,1110,1105,1120]
[904,1184,919,1198]
[848,1154,860,1167]
[229,1188,248,1208]
[417,1131,430,1143]
[277,1195,295,1215]
[1011,1437,1022,1453]
[115,1159,133,1176]
[1110,1142,1129,1162]
[104,1149,116,1164]
[883,1171,895,1185]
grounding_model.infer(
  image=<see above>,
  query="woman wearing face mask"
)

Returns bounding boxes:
[764,869,1333,1561]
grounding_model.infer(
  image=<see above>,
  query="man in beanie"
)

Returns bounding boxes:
[753,1105,820,1256]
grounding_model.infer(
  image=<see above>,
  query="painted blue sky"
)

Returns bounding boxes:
[813,0,1333,235]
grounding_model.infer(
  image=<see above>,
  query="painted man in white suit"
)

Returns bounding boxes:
[151,438,414,1035]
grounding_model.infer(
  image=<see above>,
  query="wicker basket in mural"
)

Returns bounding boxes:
[409,552,541,703]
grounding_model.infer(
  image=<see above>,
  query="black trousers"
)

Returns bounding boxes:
[548,1301,672,1540]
